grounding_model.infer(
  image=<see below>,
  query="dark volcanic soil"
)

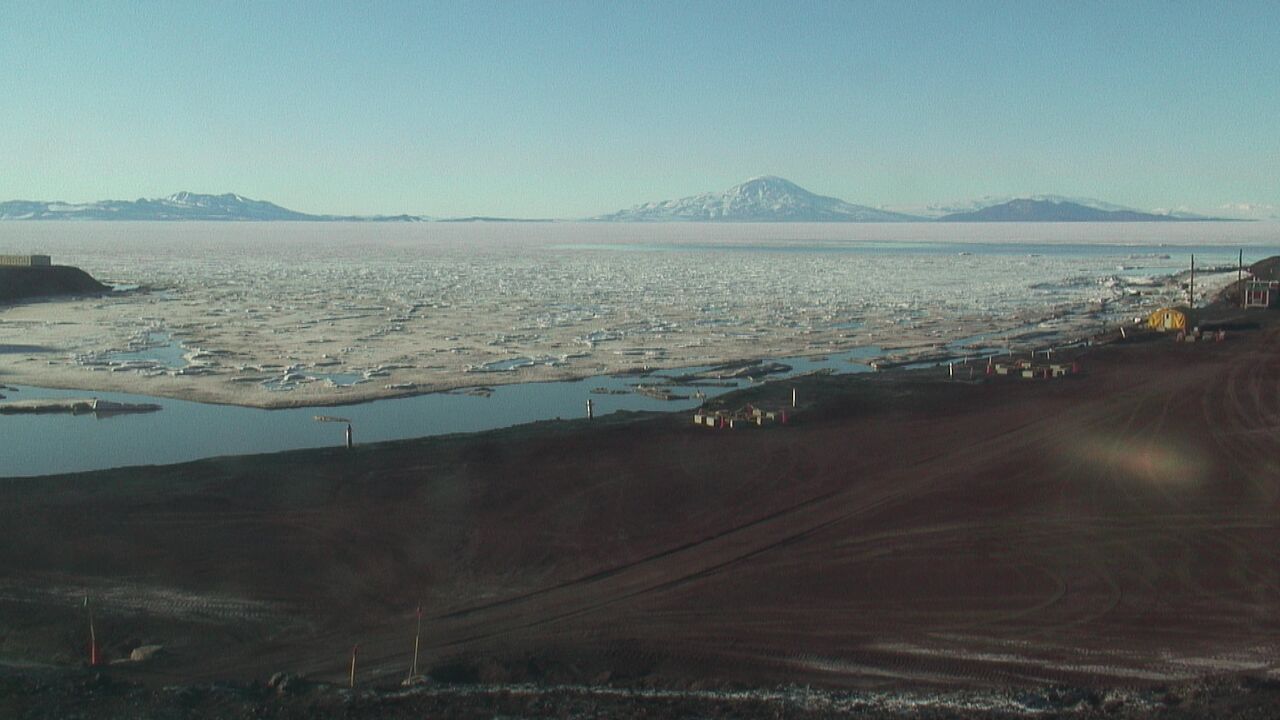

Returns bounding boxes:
[2,306,1280,715]
[5,668,1280,719]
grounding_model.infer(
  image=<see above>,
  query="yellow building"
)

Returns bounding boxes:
[1147,307,1189,332]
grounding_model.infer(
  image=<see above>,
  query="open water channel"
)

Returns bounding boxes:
[0,348,881,478]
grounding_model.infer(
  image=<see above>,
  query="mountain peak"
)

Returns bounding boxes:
[594,177,919,222]
[164,191,251,206]
[728,176,816,199]
[736,175,801,188]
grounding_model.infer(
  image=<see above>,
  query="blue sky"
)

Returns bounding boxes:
[1,1,1277,217]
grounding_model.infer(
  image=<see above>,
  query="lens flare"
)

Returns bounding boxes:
[1071,433,1208,489]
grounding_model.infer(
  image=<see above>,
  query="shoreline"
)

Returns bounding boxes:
[2,234,1247,411]
[0,302,1155,411]
[0,262,1251,479]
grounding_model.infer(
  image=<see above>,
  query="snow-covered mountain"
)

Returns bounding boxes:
[144,192,320,220]
[0,193,428,221]
[1197,202,1278,221]
[885,194,1144,219]
[936,198,1211,222]
[593,176,922,222]
[1,186,1255,222]
[885,194,1239,220]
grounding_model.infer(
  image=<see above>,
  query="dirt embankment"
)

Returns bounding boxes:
[0,265,108,303]
[5,667,1280,719]
[1212,256,1280,307]
[2,307,1280,713]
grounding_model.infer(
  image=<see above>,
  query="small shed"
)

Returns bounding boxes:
[0,254,51,267]
[1147,307,1189,332]
[1244,280,1279,309]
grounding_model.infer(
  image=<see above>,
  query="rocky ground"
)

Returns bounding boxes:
[4,668,1280,719]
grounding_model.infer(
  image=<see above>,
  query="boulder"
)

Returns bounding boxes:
[130,645,164,662]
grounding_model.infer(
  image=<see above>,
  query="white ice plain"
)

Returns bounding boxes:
[0,222,1268,408]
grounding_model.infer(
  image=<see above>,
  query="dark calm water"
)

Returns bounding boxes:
[0,348,880,478]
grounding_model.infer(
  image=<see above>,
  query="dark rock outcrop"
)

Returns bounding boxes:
[0,266,110,303]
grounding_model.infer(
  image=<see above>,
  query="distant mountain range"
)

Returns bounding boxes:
[935,198,1219,222]
[0,182,1249,222]
[0,192,429,222]
[596,180,1234,222]
[591,176,918,222]
[882,194,1183,219]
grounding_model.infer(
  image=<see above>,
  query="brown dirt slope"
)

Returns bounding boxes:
[2,314,1280,693]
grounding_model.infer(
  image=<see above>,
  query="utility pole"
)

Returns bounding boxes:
[1189,254,1195,306]
[1239,249,1245,307]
